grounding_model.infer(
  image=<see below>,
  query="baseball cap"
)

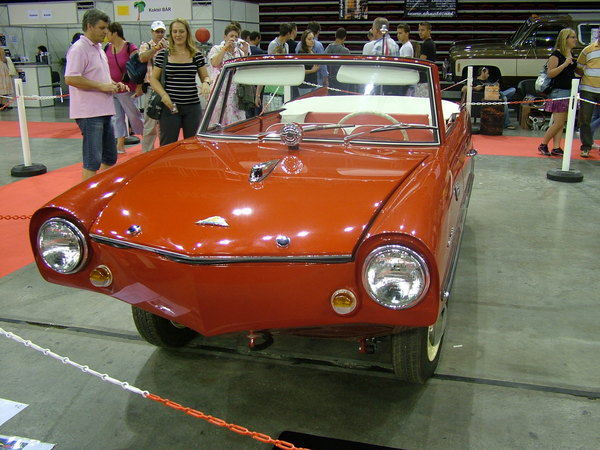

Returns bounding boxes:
[151,20,166,31]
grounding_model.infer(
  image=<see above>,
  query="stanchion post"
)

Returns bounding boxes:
[10,78,47,177]
[465,66,473,116]
[547,78,583,183]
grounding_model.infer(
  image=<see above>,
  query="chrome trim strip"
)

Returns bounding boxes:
[90,234,352,265]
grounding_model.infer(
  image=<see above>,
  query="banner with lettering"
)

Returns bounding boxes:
[113,0,192,22]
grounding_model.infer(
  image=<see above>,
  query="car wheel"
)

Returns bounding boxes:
[391,304,447,383]
[131,306,196,348]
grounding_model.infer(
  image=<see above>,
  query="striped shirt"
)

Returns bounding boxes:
[154,50,206,104]
[577,40,600,94]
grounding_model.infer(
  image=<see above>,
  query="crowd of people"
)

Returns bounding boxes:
[3,8,597,179]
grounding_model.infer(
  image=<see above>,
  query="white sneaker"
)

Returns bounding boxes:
[593,143,600,150]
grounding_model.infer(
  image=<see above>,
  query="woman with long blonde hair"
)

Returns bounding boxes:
[537,28,577,156]
[149,18,211,145]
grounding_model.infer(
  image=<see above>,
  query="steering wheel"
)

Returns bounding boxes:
[334,111,409,140]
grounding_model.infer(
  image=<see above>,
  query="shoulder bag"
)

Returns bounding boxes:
[146,50,168,120]
[6,56,18,77]
[535,62,553,94]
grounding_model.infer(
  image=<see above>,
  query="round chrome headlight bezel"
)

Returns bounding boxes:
[362,245,430,310]
[37,218,88,274]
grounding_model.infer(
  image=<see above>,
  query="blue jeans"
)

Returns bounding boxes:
[75,116,117,171]
[501,87,516,127]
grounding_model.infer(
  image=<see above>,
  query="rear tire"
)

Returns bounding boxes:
[131,306,196,348]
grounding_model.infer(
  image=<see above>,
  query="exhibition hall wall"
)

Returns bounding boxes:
[0,0,260,90]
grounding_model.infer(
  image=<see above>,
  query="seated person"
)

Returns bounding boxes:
[462,67,516,129]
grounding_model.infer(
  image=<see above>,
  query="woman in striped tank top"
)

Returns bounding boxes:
[149,18,212,145]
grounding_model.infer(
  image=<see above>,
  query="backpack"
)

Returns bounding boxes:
[237,84,256,110]
[126,51,148,85]
[104,42,148,84]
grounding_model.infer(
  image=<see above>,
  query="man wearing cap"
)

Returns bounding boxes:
[138,20,168,152]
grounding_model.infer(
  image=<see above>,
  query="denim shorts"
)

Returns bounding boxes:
[75,116,117,171]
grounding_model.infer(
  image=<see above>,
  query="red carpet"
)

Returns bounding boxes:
[0,145,142,278]
[472,134,598,160]
[0,132,596,278]
[0,121,82,139]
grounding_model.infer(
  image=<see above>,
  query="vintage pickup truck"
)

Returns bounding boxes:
[446,14,598,85]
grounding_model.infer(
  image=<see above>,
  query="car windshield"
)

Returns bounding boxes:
[199,56,457,146]
[509,17,536,46]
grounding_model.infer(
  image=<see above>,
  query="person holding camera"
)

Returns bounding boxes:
[138,20,167,152]
[208,23,249,126]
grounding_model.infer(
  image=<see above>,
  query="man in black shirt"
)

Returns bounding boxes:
[249,31,265,55]
[285,23,298,55]
[418,22,436,62]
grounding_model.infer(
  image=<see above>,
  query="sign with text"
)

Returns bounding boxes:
[113,0,192,22]
[405,0,456,18]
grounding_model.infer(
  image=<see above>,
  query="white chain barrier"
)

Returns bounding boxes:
[0,326,149,398]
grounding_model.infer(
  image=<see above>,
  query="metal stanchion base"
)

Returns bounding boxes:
[546,168,584,183]
[11,163,47,177]
[124,136,140,145]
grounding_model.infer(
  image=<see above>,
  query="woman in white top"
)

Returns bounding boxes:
[208,24,249,126]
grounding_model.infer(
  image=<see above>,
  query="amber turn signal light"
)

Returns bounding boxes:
[89,265,113,287]
[330,289,357,315]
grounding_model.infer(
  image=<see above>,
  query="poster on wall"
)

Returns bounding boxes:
[405,0,457,18]
[339,0,368,20]
[113,0,192,22]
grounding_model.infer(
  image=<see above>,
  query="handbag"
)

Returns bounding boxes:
[6,56,17,77]
[535,63,552,94]
[146,50,168,120]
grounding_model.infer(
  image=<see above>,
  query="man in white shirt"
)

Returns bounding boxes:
[267,23,292,55]
[362,17,399,56]
[397,23,414,58]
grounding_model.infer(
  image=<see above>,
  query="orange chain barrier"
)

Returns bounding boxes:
[0,215,32,220]
[1,326,312,450]
[145,393,310,450]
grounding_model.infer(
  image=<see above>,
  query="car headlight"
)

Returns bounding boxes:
[37,218,88,274]
[362,245,429,310]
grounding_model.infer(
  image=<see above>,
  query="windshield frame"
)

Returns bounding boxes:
[198,56,444,147]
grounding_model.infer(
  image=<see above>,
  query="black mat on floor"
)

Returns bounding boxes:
[275,431,404,450]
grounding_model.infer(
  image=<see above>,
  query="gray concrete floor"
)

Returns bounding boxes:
[1,104,600,449]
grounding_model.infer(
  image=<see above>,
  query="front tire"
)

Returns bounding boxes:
[392,304,446,383]
[131,306,196,348]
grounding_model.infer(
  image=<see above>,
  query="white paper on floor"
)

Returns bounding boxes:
[0,435,55,449]
[0,398,27,426]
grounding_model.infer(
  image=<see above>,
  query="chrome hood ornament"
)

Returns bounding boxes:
[280,123,303,149]
[249,159,280,183]
[196,216,230,227]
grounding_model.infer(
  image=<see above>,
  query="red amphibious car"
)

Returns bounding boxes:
[30,55,476,383]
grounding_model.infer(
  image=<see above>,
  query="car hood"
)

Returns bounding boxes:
[90,139,429,257]
[451,38,510,52]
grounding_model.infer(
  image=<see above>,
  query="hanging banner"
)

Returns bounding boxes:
[113,0,192,22]
[339,0,368,20]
